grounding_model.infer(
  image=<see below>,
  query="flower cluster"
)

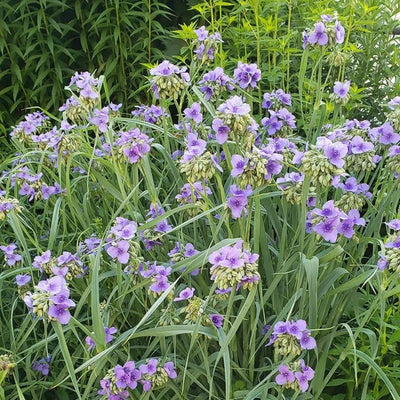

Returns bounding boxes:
[179,133,217,182]
[213,96,257,148]
[113,128,153,163]
[23,276,75,324]
[275,360,315,392]
[0,196,22,220]
[266,319,316,355]
[33,249,86,280]
[140,204,172,250]
[233,61,261,90]
[106,217,138,264]
[226,184,252,218]
[266,320,316,393]
[99,359,177,399]
[307,200,365,243]
[0,243,22,267]
[32,356,51,376]
[261,91,296,137]
[303,14,345,48]
[193,26,223,63]
[132,104,168,124]
[198,67,234,101]
[168,242,200,275]
[139,262,172,296]
[10,111,49,143]
[231,146,283,188]
[149,60,190,100]
[176,181,212,215]
[301,139,347,186]
[378,219,400,272]
[333,176,371,211]
[208,240,260,291]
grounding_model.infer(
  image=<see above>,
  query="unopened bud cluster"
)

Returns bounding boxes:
[301,148,343,186]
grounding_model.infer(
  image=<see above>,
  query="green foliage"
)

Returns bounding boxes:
[0,0,177,129]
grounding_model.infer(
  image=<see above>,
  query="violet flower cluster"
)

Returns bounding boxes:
[113,128,153,164]
[226,184,252,219]
[138,261,172,296]
[32,249,86,280]
[0,243,22,267]
[106,217,138,264]
[193,26,223,63]
[233,61,261,90]
[168,242,200,276]
[140,203,172,250]
[149,60,190,100]
[208,240,260,291]
[23,276,75,324]
[307,200,365,243]
[303,14,345,48]
[275,360,315,392]
[132,104,167,124]
[99,359,177,399]
[266,320,316,393]
[377,219,400,272]
[32,356,51,376]
[198,67,234,101]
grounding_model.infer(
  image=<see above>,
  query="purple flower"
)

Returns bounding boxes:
[312,200,341,218]
[212,118,230,144]
[324,141,348,168]
[299,332,317,350]
[287,319,307,339]
[377,255,387,271]
[15,274,31,286]
[32,356,51,376]
[308,22,328,45]
[350,136,374,154]
[194,26,208,41]
[233,61,261,89]
[275,365,295,385]
[378,122,400,145]
[313,218,340,243]
[335,20,345,44]
[47,303,72,324]
[386,219,400,231]
[227,184,252,219]
[333,81,350,99]
[295,371,310,392]
[184,102,203,124]
[388,96,400,110]
[217,96,250,115]
[107,240,130,264]
[90,107,109,133]
[210,314,223,328]
[174,287,195,301]
[163,361,177,379]
[231,154,247,177]
[149,275,170,293]
[139,359,158,376]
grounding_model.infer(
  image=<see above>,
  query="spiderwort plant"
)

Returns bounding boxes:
[1,16,400,400]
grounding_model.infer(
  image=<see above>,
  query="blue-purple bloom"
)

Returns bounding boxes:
[233,61,261,89]
[210,314,223,328]
[226,184,252,219]
[32,356,51,376]
[333,81,350,99]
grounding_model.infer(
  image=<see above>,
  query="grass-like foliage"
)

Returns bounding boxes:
[1,4,400,400]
